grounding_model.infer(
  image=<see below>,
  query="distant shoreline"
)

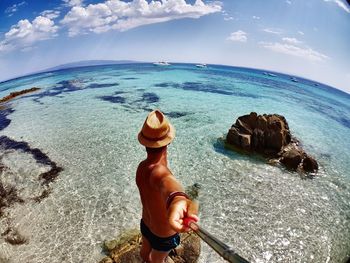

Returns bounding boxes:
[0,61,349,97]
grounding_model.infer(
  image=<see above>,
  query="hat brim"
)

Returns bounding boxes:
[138,123,175,148]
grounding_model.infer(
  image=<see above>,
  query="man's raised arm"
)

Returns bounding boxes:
[151,166,199,232]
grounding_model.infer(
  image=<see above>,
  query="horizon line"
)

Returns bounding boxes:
[0,60,349,96]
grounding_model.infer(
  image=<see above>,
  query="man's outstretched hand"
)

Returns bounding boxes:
[168,197,199,232]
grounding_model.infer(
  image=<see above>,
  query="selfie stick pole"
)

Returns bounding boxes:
[183,218,250,263]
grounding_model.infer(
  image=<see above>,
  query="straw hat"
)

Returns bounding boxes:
[138,110,175,148]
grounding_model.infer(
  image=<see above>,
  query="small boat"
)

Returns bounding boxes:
[290,77,298,82]
[153,61,170,66]
[263,72,276,77]
[196,63,207,68]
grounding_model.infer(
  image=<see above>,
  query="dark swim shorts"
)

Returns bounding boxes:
[140,219,180,252]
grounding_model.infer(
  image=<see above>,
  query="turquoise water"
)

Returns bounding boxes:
[0,63,349,263]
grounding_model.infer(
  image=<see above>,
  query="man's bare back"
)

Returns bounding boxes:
[136,160,177,237]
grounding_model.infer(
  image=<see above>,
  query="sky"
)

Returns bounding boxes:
[0,0,349,93]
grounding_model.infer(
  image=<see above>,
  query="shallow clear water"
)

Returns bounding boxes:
[0,63,349,263]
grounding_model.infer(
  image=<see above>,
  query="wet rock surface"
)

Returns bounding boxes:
[226,112,318,174]
[101,230,201,263]
[0,87,40,103]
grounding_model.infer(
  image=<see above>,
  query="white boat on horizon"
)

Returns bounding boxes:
[263,72,277,77]
[196,63,207,68]
[153,61,171,66]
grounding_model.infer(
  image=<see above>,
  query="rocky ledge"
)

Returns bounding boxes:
[100,230,201,263]
[0,87,40,103]
[226,112,318,174]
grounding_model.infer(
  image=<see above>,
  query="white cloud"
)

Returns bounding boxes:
[227,30,247,42]
[263,28,283,35]
[224,16,234,21]
[63,0,83,7]
[282,37,302,45]
[252,16,260,19]
[286,0,292,4]
[5,1,26,17]
[60,0,222,36]
[222,10,234,21]
[298,31,304,35]
[259,41,329,62]
[0,16,58,52]
[41,10,61,20]
[323,0,350,13]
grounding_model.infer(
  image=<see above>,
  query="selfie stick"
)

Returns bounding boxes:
[183,218,250,263]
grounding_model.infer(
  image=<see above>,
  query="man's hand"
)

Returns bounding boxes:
[168,197,199,232]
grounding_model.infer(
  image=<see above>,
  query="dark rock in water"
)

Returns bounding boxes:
[0,136,63,223]
[186,183,201,200]
[302,156,318,172]
[102,230,200,263]
[141,92,159,103]
[166,111,188,118]
[0,183,24,217]
[0,87,40,103]
[0,108,15,131]
[32,188,52,203]
[0,136,63,184]
[122,77,138,80]
[98,95,126,104]
[87,83,119,89]
[280,148,303,170]
[227,112,291,154]
[40,165,64,185]
[226,112,318,174]
[1,227,27,245]
[154,82,176,88]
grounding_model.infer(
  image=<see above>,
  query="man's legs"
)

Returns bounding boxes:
[140,236,170,263]
[140,236,152,262]
[150,249,170,263]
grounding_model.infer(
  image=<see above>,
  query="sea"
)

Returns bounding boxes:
[0,63,349,263]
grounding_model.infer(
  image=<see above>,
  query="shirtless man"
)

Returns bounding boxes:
[137,110,199,263]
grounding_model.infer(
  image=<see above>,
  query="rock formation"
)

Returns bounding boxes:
[226,112,318,173]
[0,87,40,103]
[100,230,201,263]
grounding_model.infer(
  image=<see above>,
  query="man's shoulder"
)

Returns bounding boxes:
[137,162,170,176]
[148,164,172,188]
[136,160,146,172]
[150,164,171,177]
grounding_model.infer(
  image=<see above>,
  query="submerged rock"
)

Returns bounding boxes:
[101,230,200,263]
[0,183,24,217]
[1,227,28,245]
[185,183,201,200]
[226,112,318,174]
